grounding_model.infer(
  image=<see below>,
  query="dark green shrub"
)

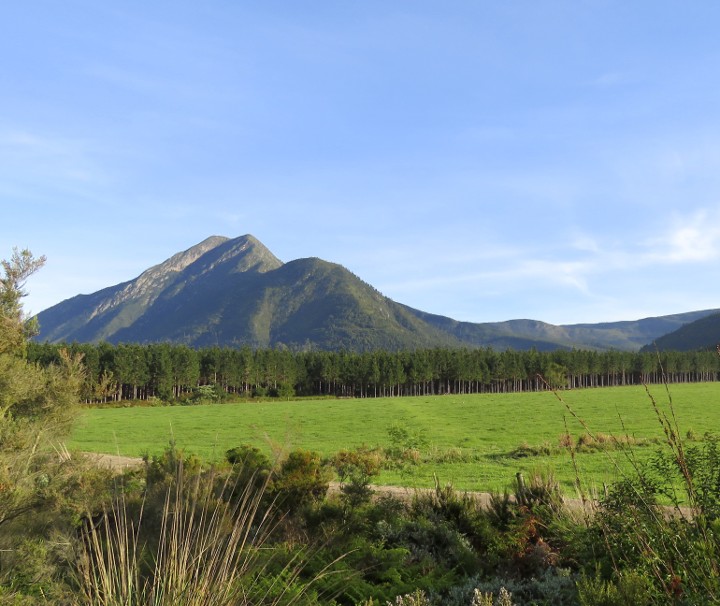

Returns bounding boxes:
[272,449,331,513]
[576,568,655,606]
[225,443,274,506]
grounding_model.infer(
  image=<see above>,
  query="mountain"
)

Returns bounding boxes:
[640,312,720,352]
[403,308,720,352]
[36,235,462,350]
[34,235,719,351]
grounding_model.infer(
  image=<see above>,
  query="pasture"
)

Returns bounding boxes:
[70,382,720,493]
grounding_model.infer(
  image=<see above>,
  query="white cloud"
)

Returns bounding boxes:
[645,210,720,263]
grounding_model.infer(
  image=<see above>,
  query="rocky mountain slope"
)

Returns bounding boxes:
[34,235,718,351]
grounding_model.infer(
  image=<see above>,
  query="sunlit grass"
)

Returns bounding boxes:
[70,382,720,493]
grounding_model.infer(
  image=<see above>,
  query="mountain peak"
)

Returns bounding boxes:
[33,236,719,351]
[139,235,230,281]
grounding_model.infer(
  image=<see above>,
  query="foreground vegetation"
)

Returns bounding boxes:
[3,249,720,604]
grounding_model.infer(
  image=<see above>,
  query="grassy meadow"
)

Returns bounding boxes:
[70,382,720,494]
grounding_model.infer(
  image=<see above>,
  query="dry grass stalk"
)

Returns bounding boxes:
[75,462,322,606]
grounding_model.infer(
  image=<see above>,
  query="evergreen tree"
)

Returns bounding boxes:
[0,249,90,598]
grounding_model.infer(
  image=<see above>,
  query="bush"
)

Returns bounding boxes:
[573,387,720,603]
[576,569,655,606]
[332,447,383,509]
[384,423,429,469]
[444,568,576,606]
[272,449,331,513]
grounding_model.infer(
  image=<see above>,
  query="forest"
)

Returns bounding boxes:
[27,340,720,404]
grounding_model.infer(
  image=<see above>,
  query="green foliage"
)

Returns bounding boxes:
[0,248,46,356]
[332,447,382,509]
[274,382,296,399]
[143,441,205,490]
[576,569,654,606]
[0,249,108,601]
[513,469,564,514]
[665,432,720,518]
[188,384,224,404]
[225,443,273,502]
[385,589,432,606]
[572,386,720,604]
[271,449,331,512]
[384,422,428,472]
[75,458,310,606]
[4,538,59,600]
[30,338,720,408]
[446,569,576,606]
[226,443,272,469]
[587,469,720,602]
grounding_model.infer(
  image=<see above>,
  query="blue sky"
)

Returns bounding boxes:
[3,1,720,325]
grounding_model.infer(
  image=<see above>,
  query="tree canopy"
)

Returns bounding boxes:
[0,248,46,356]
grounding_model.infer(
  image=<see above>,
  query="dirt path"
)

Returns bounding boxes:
[84,453,693,517]
[84,452,144,470]
[83,452,580,510]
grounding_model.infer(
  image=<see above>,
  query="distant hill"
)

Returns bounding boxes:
[640,312,720,352]
[34,235,719,351]
[406,309,720,352]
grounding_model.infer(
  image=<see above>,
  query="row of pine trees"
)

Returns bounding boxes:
[27,341,720,403]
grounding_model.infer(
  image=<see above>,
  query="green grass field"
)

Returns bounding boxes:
[69,382,720,494]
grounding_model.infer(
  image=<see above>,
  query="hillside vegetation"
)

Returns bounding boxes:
[34,234,720,351]
[642,311,720,352]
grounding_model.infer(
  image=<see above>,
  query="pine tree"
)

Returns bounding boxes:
[0,249,85,527]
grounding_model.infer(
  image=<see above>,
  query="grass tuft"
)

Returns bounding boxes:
[75,461,320,606]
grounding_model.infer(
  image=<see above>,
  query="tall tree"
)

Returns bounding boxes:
[0,248,46,356]
[0,249,84,528]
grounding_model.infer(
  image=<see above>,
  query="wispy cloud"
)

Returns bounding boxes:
[0,129,106,187]
[645,209,720,263]
[376,208,720,313]
[585,71,632,89]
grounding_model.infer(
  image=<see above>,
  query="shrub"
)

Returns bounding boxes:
[272,449,331,513]
[514,470,564,514]
[568,384,720,603]
[445,568,576,606]
[332,447,382,509]
[188,384,226,404]
[384,423,428,469]
[576,569,654,606]
[386,588,432,606]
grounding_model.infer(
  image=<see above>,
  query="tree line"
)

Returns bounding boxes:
[26,341,720,403]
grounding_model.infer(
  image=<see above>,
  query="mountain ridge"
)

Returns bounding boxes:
[34,235,719,351]
[640,312,720,352]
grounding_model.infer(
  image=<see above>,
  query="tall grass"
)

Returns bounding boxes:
[75,462,319,606]
[541,371,720,604]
